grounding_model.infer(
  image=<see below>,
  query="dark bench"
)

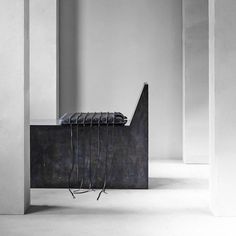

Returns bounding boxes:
[30,83,148,190]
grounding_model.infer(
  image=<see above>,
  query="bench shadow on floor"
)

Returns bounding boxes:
[27,204,139,215]
[149,177,208,190]
[27,176,209,215]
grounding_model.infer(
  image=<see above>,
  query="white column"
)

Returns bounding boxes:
[183,0,209,164]
[30,0,59,120]
[0,0,30,214]
[209,0,236,216]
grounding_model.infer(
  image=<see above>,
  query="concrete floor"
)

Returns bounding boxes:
[1,160,236,236]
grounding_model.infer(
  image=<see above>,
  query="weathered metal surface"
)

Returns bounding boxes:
[30,84,148,189]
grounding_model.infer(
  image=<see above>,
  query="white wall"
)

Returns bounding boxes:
[30,0,59,120]
[183,0,209,163]
[60,0,182,159]
[209,0,236,216]
[0,0,30,214]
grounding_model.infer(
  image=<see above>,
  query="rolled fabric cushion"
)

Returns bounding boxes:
[59,112,127,126]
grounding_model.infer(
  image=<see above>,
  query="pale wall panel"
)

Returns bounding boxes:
[30,0,59,120]
[59,0,182,159]
[183,0,209,163]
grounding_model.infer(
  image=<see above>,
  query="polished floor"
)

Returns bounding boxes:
[1,160,236,236]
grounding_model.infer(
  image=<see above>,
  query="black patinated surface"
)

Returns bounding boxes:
[30,84,148,189]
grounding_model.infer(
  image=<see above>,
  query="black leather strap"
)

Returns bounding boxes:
[60,112,127,126]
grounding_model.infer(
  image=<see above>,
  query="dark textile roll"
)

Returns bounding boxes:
[59,112,127,126]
